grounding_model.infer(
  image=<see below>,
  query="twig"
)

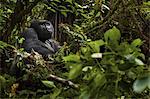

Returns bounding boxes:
[1,0,41,42]
[46,74,79,89]
[87,0,122,33]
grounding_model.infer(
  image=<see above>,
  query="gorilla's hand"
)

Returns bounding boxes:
[45,39,61,53]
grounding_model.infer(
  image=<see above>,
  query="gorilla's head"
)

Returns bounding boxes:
[30,20,54,42]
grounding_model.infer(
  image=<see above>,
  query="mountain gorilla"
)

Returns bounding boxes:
[22,20,60,57]
[10,20,60,75]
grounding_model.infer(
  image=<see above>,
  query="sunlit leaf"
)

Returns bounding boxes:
[42,81,56,88]
[54,0,60,2]
[81,13,89,18]
[18,38,25,44]
[46,5,56,13]
[0,41,15,49]
[63,54,81,63]
[133,77,148,93]
[124,54,135,61]
[131,38,143,47]
[66,0,72,4]
[59,6,67,10]
[69,64,82,79]
[88,40,105,52]
[95,12,100,17]
[61,11,67,17]
[135,58,144,65]
[104,26,121,43]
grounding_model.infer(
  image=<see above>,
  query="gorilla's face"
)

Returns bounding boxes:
[31,20,54,42]
[39,21,54,35]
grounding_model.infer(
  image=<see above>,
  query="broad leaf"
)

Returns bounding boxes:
[133,77,149,93]
[131,38,143,47]
[135,58,144,65]
[104,26,121,43]
[42,80,56,88]
[69,64,82,79]
[63,54,81,63]
[66,0,72,4]
[94,73,106,88]
[88,40,105,52]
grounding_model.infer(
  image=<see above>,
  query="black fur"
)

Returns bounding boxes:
[22,20,60,57]
[30,20,54,42]
[22,28,55,56]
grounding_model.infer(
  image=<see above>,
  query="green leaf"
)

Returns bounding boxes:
[42,80,56,88]
[69,64,82,79]
[18,38,25,44]
[81,13,89,18]
[50,88,62,99]
[63,54,81,63]
[88,40,105,52]
[104,26,121,43]
[124,54,134,60]
[40,94,50,99]
[135,58,144,65]
[0,41,15,49]
[133,77,149,93]
[54,0,60,2]
[148,76,150,89]
[66,0,72,4]
[94,73,106,88]
[79,91,90,99]
[61,11,67,17]
[95,12,100,17]
[59,6,67,10]
[131,38,143,47]
[0,75,6,90]
[47,7,56,13]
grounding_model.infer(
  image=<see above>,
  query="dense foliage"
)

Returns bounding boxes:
[0,0,150,98]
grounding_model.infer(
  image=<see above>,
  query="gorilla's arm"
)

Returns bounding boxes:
[45,39,61,53]
[23,39,55,56]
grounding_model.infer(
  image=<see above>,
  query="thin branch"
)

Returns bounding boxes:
[87,0,122,33]
[1,0,41,42]
[47,74,79,89]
